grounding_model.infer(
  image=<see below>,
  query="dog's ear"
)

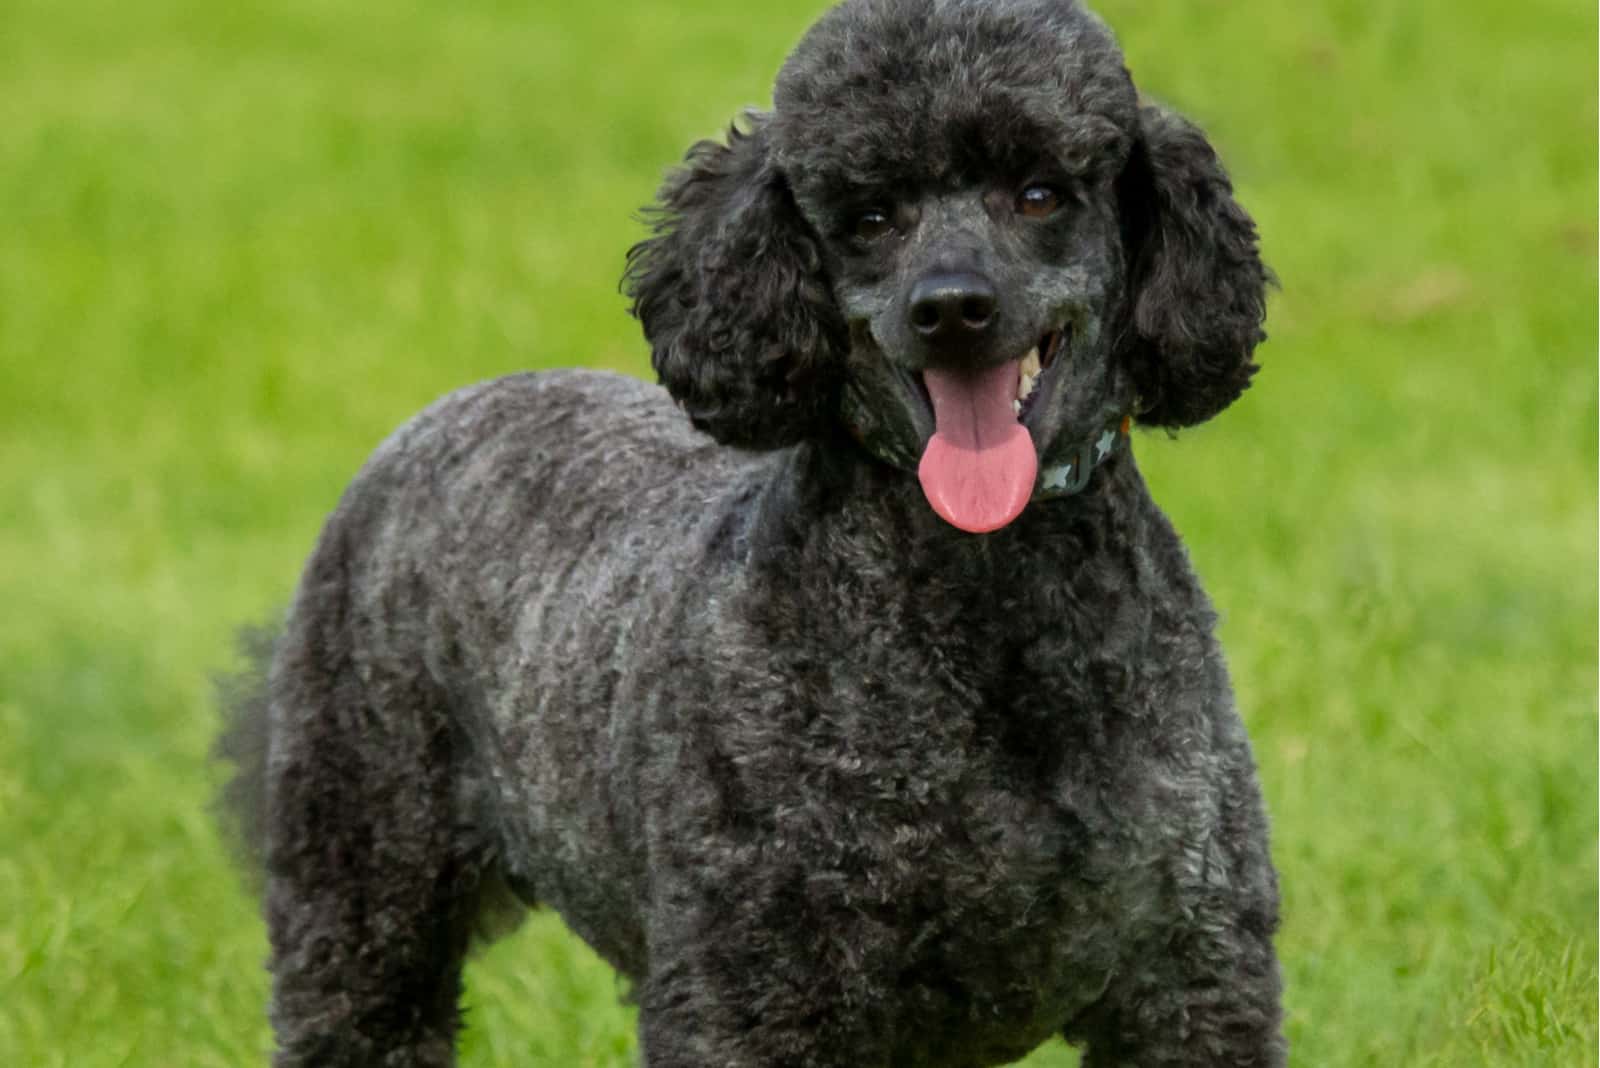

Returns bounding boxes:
[625,112,846,449]
[1117,104,1269,428]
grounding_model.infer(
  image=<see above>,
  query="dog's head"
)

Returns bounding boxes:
[627,0,1268,533]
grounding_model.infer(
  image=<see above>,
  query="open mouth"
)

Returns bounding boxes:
[907,326,1068,428]
[1012,327,1067,423]
[911,324,1069,534]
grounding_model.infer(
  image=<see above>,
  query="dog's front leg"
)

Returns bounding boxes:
[1070,913,1286,1068]
[635,861,894,1068]
[1066,761,1287,1066]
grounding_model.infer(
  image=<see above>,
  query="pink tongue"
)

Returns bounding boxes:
[917,361,1037,533]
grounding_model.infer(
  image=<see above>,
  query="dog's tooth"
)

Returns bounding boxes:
[1016,347,1041,404]
[1012,399,1022,415]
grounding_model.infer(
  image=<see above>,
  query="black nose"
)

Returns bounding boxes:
[908,271,998,346]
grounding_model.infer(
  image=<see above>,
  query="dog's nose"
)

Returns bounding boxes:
[908,271,998,346]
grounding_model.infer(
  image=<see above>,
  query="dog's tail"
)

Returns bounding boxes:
[212,623,280,886]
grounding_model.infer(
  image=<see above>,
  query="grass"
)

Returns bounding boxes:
[0,0,1593,1064]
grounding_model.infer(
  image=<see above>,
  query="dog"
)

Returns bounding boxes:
[218,0,1285,1064]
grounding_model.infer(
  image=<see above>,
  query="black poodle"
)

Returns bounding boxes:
[219,0,1285,1064]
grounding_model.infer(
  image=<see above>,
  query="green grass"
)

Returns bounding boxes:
[0,0,1593,1064]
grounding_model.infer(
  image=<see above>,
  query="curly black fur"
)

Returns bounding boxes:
[219,2,1283,1065]
[626,116,849,449]
[1118,105,1270,428]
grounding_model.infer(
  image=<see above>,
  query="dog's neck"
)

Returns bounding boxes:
[742,429,1151,576]
[842,408,1134,503]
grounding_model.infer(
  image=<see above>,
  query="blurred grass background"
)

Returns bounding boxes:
[0,0,1594,1064]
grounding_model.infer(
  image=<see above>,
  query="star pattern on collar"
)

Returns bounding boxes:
[1042,464,1075,492]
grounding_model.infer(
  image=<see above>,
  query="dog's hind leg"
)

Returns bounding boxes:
[258,548,493,1068]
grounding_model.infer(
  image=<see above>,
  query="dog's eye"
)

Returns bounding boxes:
[853,208,895,241]
[1016,184,1062,219]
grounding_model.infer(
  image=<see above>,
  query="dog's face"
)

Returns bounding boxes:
[627,0,1268,533]
[772,0,1139,530]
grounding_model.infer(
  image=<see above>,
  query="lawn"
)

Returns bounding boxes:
[0,0,1594,1065]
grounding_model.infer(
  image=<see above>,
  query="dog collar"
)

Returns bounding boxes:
[844,407,1133,501]
[1032,413,1133,500]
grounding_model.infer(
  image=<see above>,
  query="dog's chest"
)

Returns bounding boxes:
[673,508,1200,1057]
[721,624,1165,1059]
[758,707,1156,1064]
